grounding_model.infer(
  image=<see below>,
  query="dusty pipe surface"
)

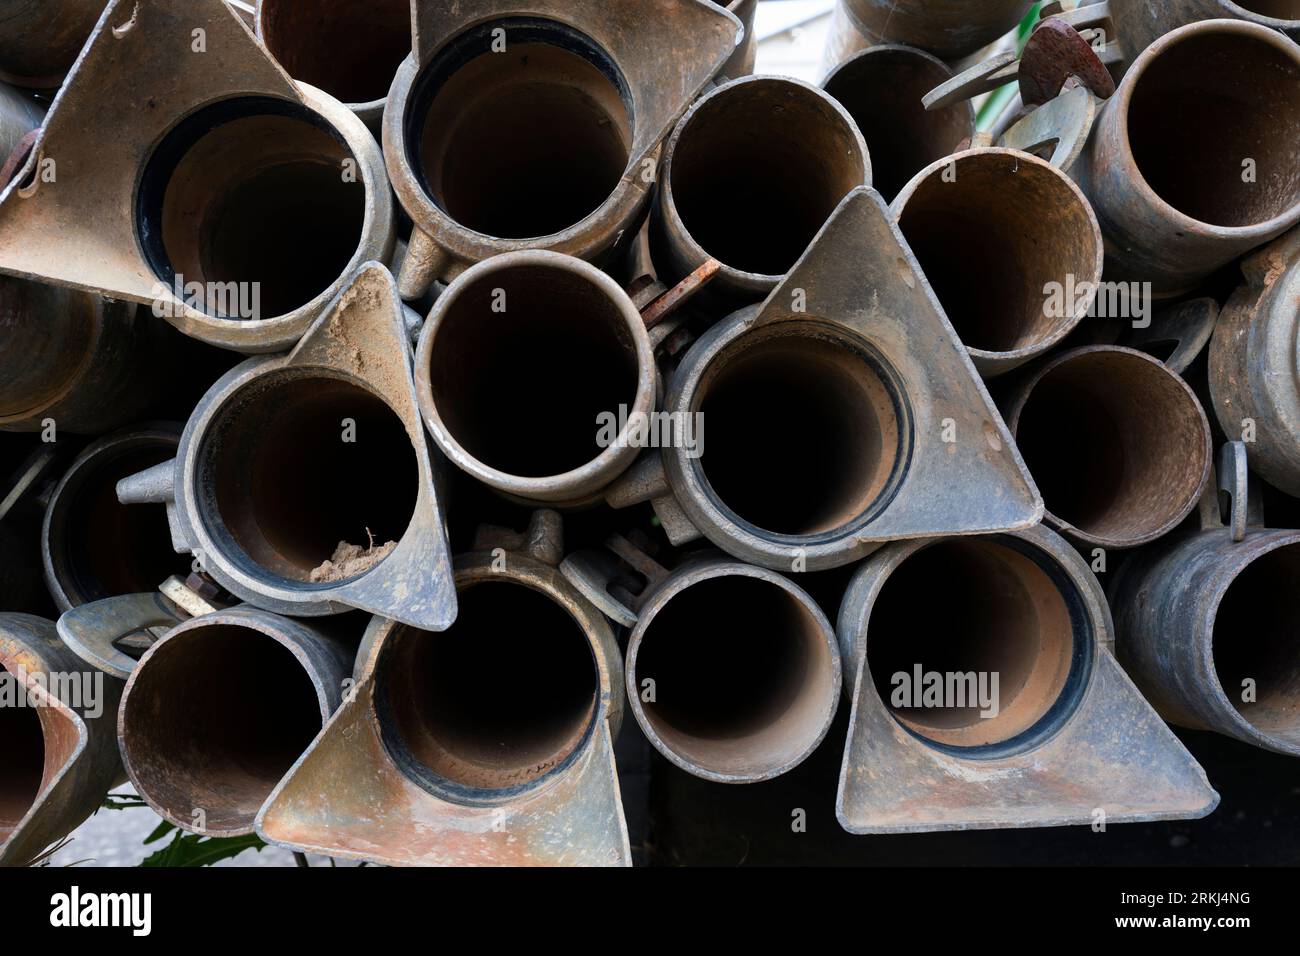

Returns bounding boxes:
[1003,346,1211,549]
[1209,228,1300,496]
[840,0,1034,59]
[1110,0,1300,59]
[118,606,351,837]
[256,0,410,136]
[117,264,456,628]
[1111,527,1300,757]
[0,0,395,354]
[625,555,840,783]
[415,251,655,506]
[257,533,631,866]
[892,148,1103,375]
[1074,19,1300,295]
[822,45,974,202]
[385,0,741,295]
[834,525,1219,832]
[41,425,188,612]
[0,290,187,434]
[651,75,870,305]
[0,613,123,866]
[0,0,103,90]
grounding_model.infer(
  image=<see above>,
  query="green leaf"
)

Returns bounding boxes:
[139,830,267,868]
[143,820,177,845]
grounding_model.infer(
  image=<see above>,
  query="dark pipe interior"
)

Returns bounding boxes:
[896,151,1098,354]
[696,322,901,537]
[120,625,323,832]
[1128,29,1300,227]
[1236,1,1300,18]
[1214,542,1300,746]
[866,539,1076,748]
[1014,351,1207,543]
[261,0,411,104]
[634,574,833,774]
[670,80,867,275]
[145,101,365,320]
[205,373,418,583]
[382,581,598,794]
[416,33,632,239]
[822,49,971,201]
[426,264,640,478]
[53,443,185,604]
[0,661,43,831]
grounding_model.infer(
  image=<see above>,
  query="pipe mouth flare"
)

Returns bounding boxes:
[258,0,411,108]
[1008,347,1211,548]
[691,320,908,540]
[865,537,1091,755]
[377,580,601,801]
[196,369,419,586]
[1212,541,1300,749]
[406,18,633,240]
[120,623,329,835]
[627,567,839,781]
[1125,23,1300,230]
[418,253,652,498]
[137,96,366,322]
[665,77,869,279]
[893,149,1102,368]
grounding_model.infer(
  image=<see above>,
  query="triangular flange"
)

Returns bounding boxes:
[257,614,630,866]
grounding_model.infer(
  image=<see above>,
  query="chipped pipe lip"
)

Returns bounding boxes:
[40,422,183,614]
[382,52,652,275]
[252,1,391,121]
[413,250,656,504]
[834,524,1105,760]
[890,147,1105,374]
[660,305,911,571]
[656,73,873,297]
[117,606,344,838]
[624,556,841,784]
[359,549,624,803]
[1103,19,1300,242]
[172,356,403,615]
[1002,345,1213,550]
[135,81,395,354]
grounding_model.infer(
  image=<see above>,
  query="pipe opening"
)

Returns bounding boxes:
[0,662,43,831]
[1214,542,1300,746]
[201,372,418,584]
[896,151,1099,355]
[426,262,642,479]
[823,50,971,202]
[633,573,835,778]
[670,79,867,275]
[411,19,633,239]
[1013,349,1208,545]
[138,97,365,320]
[1127,29,1300,227]
[121,625,325,833]
[260,0,411,105]
[694,321,905,537]
[866,538,1085,751]
[48,442,185,605]
[380,581,599,797]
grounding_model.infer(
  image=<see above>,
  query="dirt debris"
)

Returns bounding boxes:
[309,532,397,583]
